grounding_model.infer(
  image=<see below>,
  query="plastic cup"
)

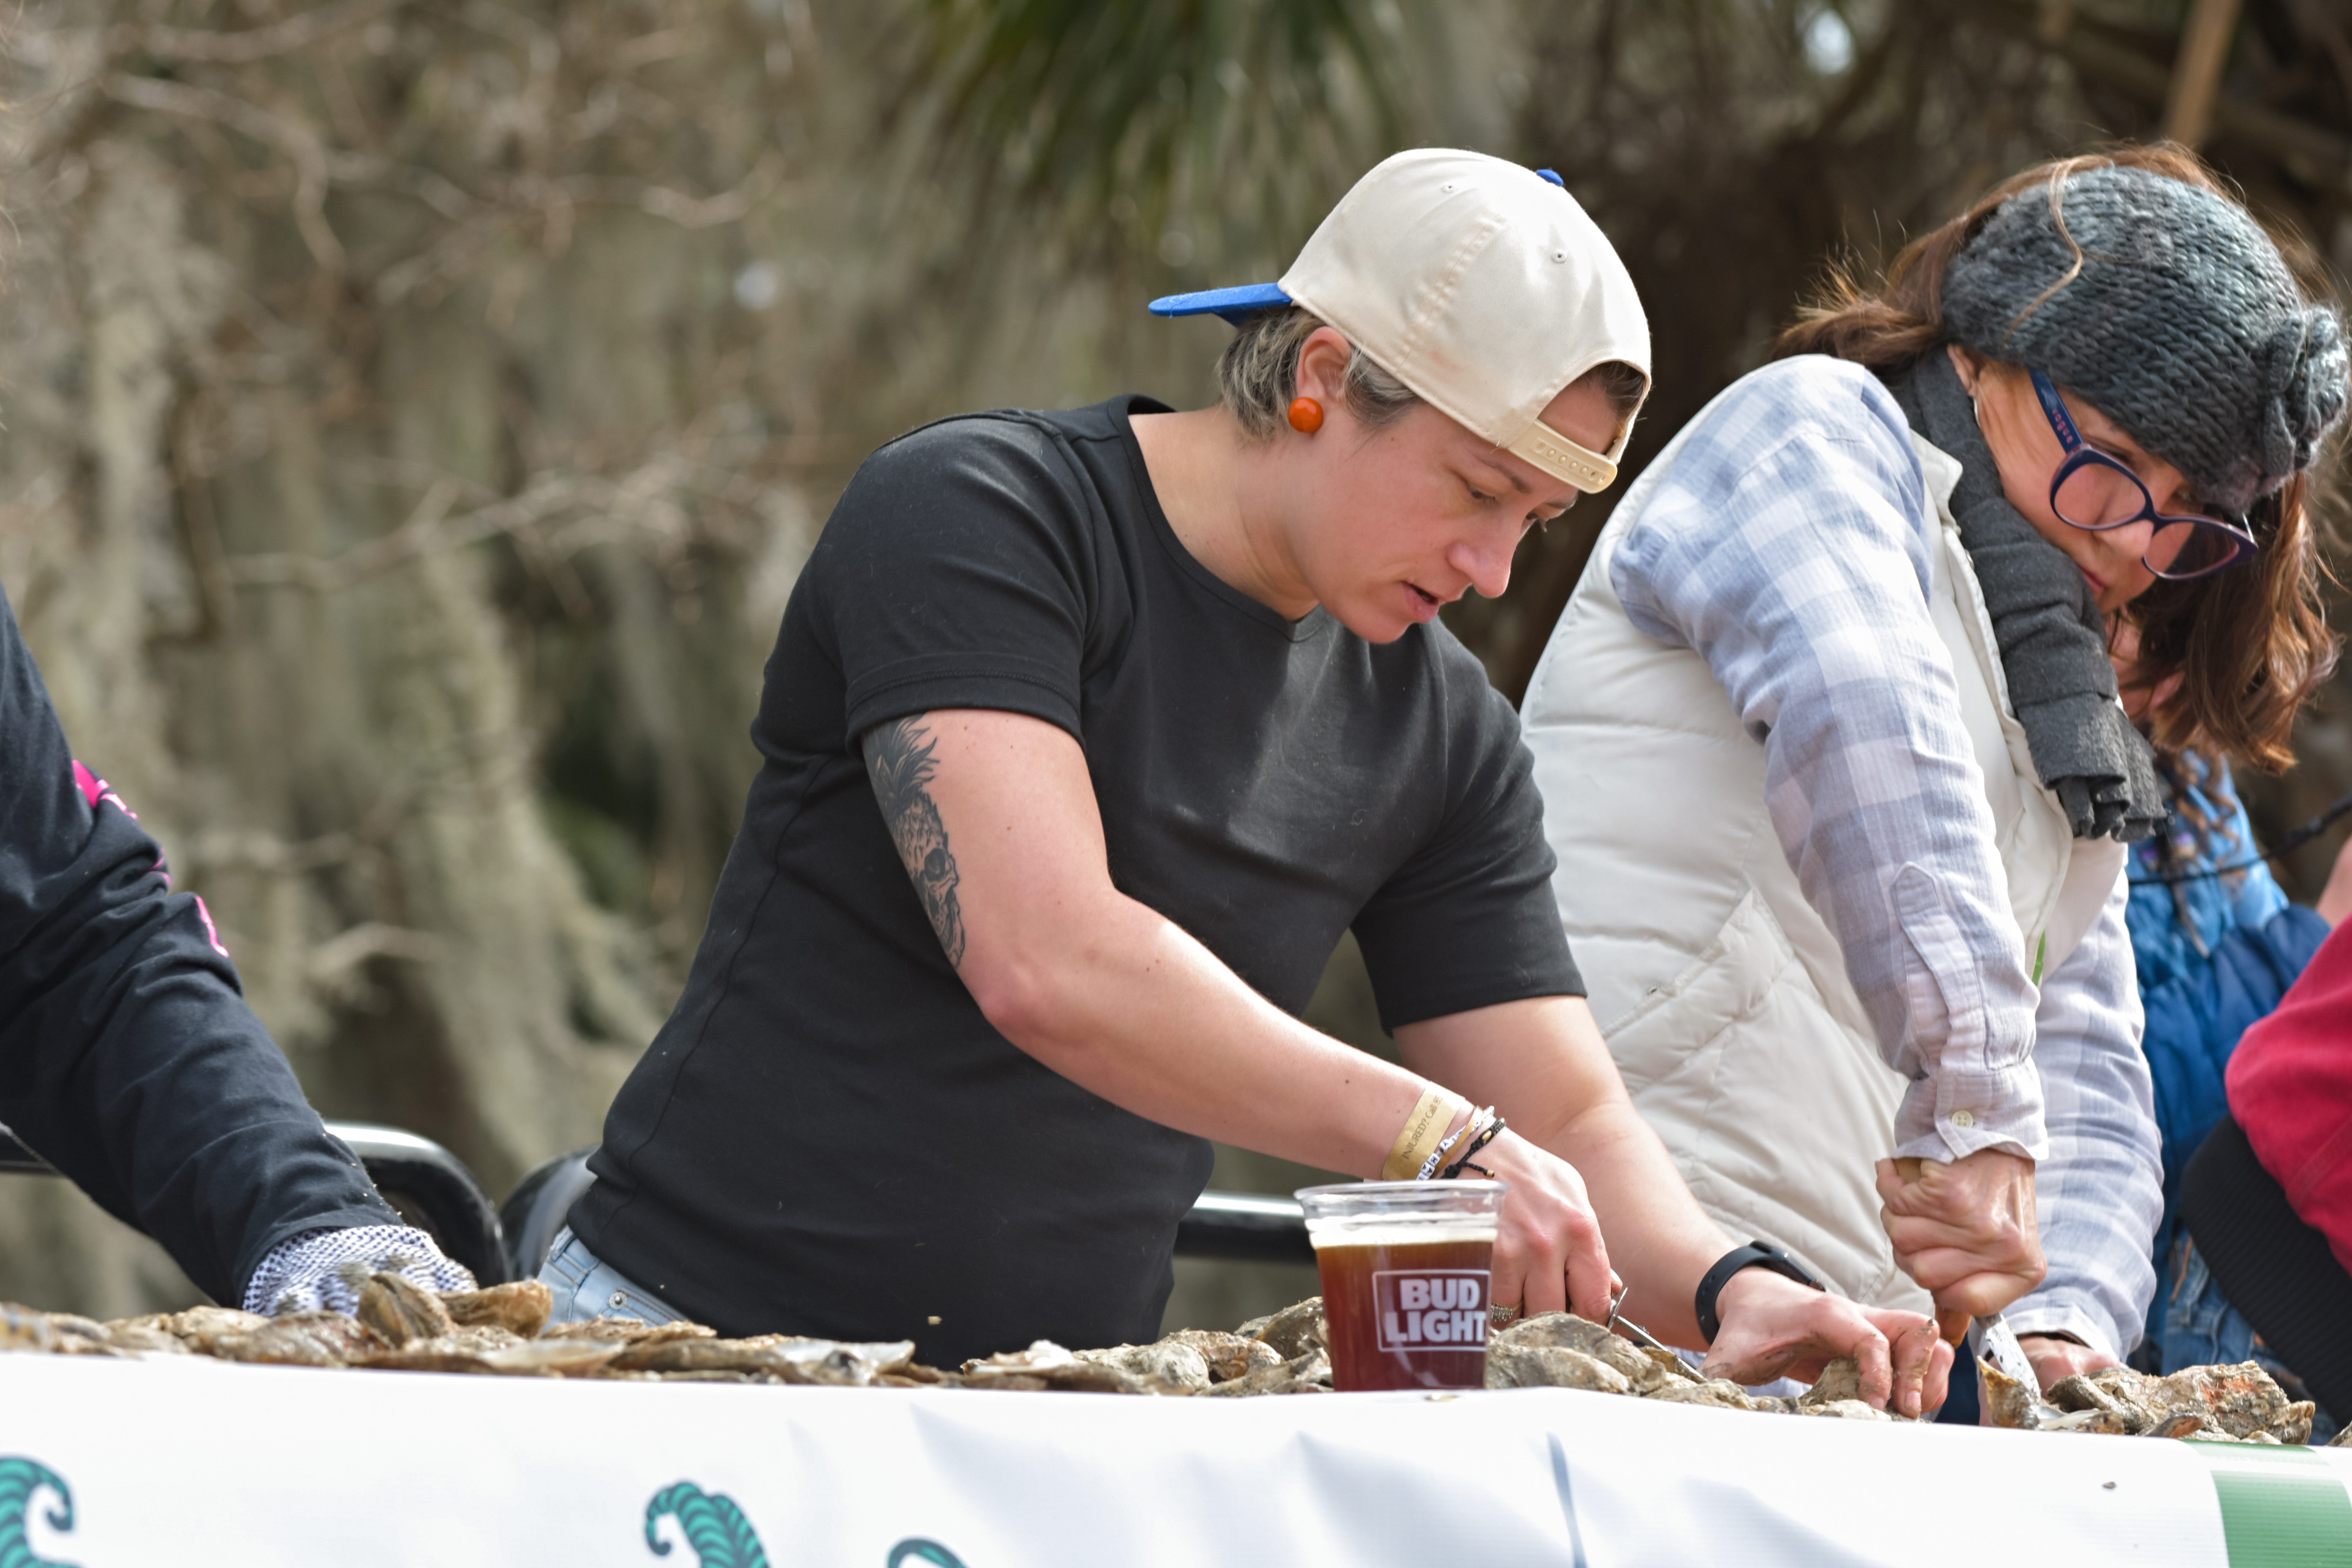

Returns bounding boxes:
[1296,1180,1509,1391]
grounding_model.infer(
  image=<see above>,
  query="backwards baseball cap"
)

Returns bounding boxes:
[1150,149,1651,491]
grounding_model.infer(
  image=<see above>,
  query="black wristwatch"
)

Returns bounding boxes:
[1694,1240,1823,1345]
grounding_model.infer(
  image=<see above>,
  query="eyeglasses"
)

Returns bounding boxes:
[2028,368,2256,581]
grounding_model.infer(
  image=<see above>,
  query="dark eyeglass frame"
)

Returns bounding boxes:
[2027,368,2257,581]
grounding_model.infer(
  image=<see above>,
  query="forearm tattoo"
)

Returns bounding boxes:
[863,715,967,967]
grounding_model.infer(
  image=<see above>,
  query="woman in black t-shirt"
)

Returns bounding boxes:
[561,150,1952,1411]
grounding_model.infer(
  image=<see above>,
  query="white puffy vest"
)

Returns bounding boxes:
[1520,395,2123,1310]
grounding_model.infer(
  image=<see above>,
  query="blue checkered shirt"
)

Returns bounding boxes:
[1605,356,2161,1356]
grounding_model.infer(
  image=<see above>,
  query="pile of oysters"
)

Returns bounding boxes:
[0,1274,1311,1393]
[1479,1303,2332,1443]
[0,1282,2338,1443]
[1980,1356,2327,1443]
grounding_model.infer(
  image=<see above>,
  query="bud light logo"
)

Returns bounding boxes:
[1373,1270,1490,1350]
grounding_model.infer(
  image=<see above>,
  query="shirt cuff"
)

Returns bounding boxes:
[1892,1061,2047,1163]
[2004,1295,2126,1361]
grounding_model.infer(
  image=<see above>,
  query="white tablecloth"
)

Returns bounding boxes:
[0,1352,2344,1565]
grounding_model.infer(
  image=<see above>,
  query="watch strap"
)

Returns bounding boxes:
[1693,1241,1823,1345]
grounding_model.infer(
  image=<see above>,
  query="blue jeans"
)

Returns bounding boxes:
[537,1226,685,1328]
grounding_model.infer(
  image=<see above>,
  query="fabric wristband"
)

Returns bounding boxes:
[1693,1241,1823,1345]
[1383,1088,1470,1182]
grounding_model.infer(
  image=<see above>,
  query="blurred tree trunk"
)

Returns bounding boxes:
[0,2,815,1309]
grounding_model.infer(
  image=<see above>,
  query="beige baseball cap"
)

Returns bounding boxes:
[1149,149,1651,491]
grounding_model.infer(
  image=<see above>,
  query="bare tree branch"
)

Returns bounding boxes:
[107,0,408,67]
[2161,0,2244,147]
[102,74,346,270]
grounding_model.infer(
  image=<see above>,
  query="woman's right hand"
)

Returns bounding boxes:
[1875,1149,2047,1335]
[1476,1129,1620,1323]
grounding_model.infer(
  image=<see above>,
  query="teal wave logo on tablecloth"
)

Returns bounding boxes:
[0,1457,74,1568]
[646,1483,769,1568]
[886,1542,967,1568]
[645,1481,971,1568]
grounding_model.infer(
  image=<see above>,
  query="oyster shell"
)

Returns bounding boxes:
[357,1272,455,1348]
[2155,1362,2302,1441]
[213,1311,387,1367]
[963,1340,1155,1394]
[880,1363,950,1388]
[43,1315,122,1356]
[2047,1372,2134,1423]
[0,1303,57,1352]
[1492,1313,1685,1391]
[98,1323,188,1356]
[1072,1340,1211,1393]
[2269,1403,2317,1445]
[1979,1358,2056,1430]
[1198,1348,1331,1397]
[441,1280,553,1339]
[363,1337,626,1377]
[149,1306,270,1354]
[1798,1398,1892,1421]
[1242,1298,1328,1362]
[1484,1343,1631,1395]
[1798,1358,1864,1408]
[1161,1329,1281,1384]
[1644,1377,1756,1411]
[539,1317,714,1345]
[617,1335,915,1387]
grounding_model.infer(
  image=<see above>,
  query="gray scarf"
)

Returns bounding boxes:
[1883,353,2164,842]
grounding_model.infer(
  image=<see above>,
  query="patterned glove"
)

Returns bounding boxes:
[241,1226,478,1316]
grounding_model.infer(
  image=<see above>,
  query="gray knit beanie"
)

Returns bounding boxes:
[1941,164,2349,516]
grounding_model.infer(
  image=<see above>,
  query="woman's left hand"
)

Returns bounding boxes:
[1700,1269,1953,1418]
[2018,1333,2117,1392]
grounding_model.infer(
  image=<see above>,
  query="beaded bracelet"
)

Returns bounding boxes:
[1440,1112,1506,1180]
[1416,1105,1491,1181]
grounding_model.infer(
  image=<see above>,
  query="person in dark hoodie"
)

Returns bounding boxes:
[0,582,472,1314]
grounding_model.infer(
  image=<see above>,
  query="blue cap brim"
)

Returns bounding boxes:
[1147,282,1292,327]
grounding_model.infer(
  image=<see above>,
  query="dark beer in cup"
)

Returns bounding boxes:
[1296,1181,1508,1392]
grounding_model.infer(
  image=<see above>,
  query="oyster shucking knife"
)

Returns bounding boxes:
[1969,1309,2041,1403]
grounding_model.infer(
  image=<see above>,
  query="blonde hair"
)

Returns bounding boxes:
[1216,306,1419,439]
[1216,304,1649,450]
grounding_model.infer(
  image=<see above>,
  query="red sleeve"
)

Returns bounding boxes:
[2227,915,2352,1275]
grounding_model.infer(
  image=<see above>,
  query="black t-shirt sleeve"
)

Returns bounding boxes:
[815,416,1100,743]
[1352,661,1583,1031]
[0,586,397,1304]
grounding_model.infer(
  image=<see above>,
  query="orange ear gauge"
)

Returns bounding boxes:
[1286,396,1324,434]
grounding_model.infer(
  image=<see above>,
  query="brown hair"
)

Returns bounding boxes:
[1775,145,2337,769]
[1218,305,1647,452]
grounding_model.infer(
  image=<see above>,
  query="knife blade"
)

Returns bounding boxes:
[1605,1284,1704,1383]
[1969,1310,2041,1397]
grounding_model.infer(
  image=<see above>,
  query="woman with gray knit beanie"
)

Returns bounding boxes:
[1520,145,2346,1416]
